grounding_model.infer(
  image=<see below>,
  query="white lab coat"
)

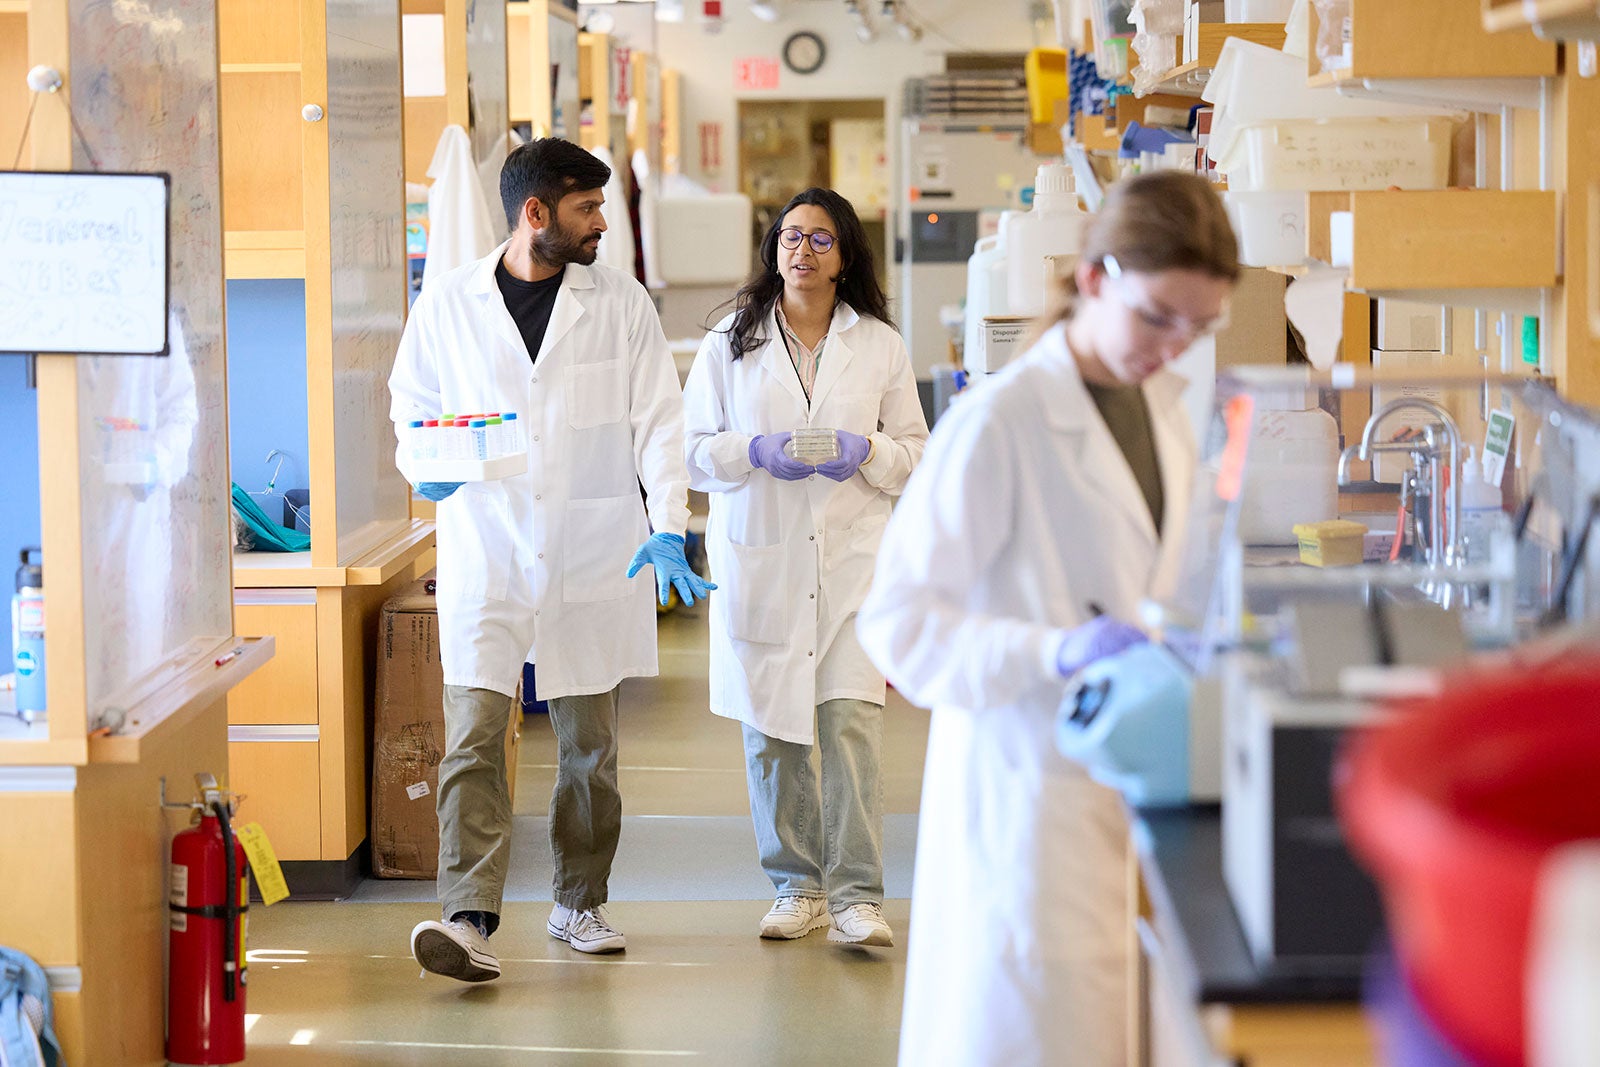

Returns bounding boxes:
[421,125,499,287]
[684,304,928,744]
[389,240,691,700]
[857,323,1195,1067]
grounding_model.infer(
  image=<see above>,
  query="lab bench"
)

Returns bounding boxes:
[1132,805,1378,1067]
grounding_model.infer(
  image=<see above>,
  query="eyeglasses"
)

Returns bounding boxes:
[1102,255,1229,341]
[778,227,836,254]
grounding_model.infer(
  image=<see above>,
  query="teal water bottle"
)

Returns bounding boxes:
[12,547,45,723]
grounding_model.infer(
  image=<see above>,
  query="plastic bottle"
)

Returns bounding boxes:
[963,213,1017,377]
[486,416,505,456]
[502,412,521,452]
[469,419,489,461]
[1237,390,1340,546]
[1002,164,1089,318]
[12,548,45,723]
[1457,446,1504,566]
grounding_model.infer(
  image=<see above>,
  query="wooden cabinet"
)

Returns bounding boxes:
[509,0,580,138]
[401,0,509,185]
[218,0,437,881]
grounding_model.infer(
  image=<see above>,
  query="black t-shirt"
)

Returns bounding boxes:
[495,259,564,363]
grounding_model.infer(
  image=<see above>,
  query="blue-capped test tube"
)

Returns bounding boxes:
[502,412,520,451]
[470,419,489,460]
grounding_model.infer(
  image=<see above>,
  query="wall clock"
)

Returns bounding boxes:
[782,31,826,75]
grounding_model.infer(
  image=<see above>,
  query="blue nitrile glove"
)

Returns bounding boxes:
[1055,615,1149,678]
[749,432,815,481]
[816,431,872,482]
[416,482,463,502]
[626,532,718,607]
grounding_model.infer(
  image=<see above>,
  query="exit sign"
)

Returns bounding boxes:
[734,56,779,91]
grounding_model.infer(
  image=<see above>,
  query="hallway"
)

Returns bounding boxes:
[241,604,931,1064]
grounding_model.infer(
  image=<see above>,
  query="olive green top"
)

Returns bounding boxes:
[1085,380,1164,534]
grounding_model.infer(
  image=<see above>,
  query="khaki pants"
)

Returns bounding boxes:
[436,684,622,926]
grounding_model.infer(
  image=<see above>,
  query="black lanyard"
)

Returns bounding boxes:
[777,326,813,405]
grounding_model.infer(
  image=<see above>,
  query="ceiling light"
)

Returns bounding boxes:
[750,0,782,20]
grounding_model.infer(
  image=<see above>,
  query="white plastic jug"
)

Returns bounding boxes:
[1002,164,1088,318]
[1238,400,1340,545]
[962,226,1012,375]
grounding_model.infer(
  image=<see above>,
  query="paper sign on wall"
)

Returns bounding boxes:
[734,56,780,91]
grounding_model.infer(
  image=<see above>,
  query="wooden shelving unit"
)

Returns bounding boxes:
[1143,22,1288,97]
[1307,0,1555,105]
[1304,189,1558,305]
[217,0,438,881]
[508,0,579,137]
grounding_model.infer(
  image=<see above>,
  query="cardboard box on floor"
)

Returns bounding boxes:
[371,576,522,879]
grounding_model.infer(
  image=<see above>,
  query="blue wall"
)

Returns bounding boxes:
[226,280,310,532]
[0,360,41,667]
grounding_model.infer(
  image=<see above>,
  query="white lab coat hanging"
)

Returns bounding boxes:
[857,323,1195,1067]
[683,303,929,744]
[390,240,690,700]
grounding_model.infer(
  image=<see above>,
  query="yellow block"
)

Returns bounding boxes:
[1025,48,1069,126]
[1294,519,1368,567]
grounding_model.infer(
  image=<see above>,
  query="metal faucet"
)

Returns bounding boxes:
[1338,397,1463,567]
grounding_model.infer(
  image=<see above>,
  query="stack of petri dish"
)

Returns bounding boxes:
[788,427,840,464]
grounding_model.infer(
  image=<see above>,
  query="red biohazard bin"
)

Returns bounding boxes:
[1336,658,1600,1067]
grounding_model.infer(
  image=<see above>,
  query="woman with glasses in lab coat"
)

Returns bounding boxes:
[683,187,929,947]
[858,171,1239,1065]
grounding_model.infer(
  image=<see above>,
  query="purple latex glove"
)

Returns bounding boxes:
[1055,615,1149,678]
[816,431,872,482]
[749,432,815,481]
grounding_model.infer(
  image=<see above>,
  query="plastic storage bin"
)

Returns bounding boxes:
[1218,117,1455,193]
[1224,189,1307,267]
[1204,39,1449,165]
[1338,661,1600,1067]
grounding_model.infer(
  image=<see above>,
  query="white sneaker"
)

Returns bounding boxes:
[548,903,627,954]
[410,918,500,982]
[758,895,830,940]
[827,902,894,946]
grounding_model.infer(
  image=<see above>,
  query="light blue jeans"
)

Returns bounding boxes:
[741,698,885,909]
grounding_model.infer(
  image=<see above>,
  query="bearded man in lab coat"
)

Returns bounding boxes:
[391,138,713,983]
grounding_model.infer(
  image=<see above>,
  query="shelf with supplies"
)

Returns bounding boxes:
[1306,189,1558,311]
[1482,0,1600,38]
[1306,0,1556,112]
[1141,22,1289,97]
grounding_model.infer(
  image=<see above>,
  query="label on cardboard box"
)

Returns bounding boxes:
[406,781,431,801]
[980,317,1032,373]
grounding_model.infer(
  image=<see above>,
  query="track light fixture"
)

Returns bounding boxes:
[844,0,876,42]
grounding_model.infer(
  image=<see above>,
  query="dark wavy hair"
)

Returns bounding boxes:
[500,138,612,233]
[712,188,893,360]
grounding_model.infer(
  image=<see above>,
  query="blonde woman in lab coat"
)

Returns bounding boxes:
[858,172,1239,1065]
[684,187,929,946]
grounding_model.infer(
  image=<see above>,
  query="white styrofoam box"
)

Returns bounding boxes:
[1224,0,1293,20]
[1224,189,1307,267]
[1375,298,1446,352]
[654,194,753,285]
[1218,116,1454,193]
[1204,39,1451,165]
[1370,349,1446,482]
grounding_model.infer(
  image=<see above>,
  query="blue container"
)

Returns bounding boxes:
[520,662,549,716]
[1055,641,1192,807]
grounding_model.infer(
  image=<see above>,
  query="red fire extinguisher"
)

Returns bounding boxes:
[167,773,247,1066]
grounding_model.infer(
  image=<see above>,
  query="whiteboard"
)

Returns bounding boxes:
[0,171,170,356]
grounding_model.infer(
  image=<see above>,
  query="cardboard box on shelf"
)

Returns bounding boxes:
[370,576,521,879]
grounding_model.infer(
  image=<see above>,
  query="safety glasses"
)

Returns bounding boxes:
[1102,254,1230,341]
[778,227,836,255]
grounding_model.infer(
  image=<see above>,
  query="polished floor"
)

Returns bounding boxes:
[244,605,931,1065]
